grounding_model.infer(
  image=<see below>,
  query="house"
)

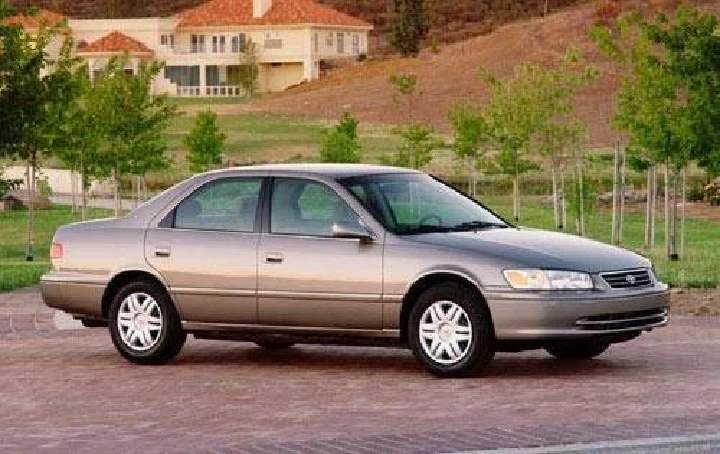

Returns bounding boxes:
[6,0,373,96]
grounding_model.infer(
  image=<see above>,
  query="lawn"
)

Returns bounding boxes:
[164,112,402,169]
[1,196,718,293]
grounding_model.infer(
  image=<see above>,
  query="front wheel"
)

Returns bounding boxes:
[544,340,609,360]
[408,283,495,378]
[109,281,186,365]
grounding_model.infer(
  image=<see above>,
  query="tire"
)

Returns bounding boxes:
[408,282,495,378]
[255,341,295,350]
[109,280,186,365]
[544,340,609,360]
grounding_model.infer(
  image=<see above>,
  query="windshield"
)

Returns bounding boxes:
[339,173,508,235]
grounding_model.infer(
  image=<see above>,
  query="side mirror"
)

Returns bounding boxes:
[331,221,375,243]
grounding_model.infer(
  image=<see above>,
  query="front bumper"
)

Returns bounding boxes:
[485,285,670,340]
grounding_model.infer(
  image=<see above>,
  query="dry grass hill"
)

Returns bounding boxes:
[247,0,719,148]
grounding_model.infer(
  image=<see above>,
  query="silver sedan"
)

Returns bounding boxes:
[41,164,669,377]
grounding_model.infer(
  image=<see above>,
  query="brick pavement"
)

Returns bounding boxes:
[1,289,719,453]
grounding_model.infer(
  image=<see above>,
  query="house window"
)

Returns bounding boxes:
[231,34,247,53]
[212,36,218,53]
[264,39,282,49]
[212,36,226,53]
[326,32,333,47]
[337,32,344,54]
[191,35,206,53]
[161,34,175,48]
[219,36,226,53]
[352,34,360,54]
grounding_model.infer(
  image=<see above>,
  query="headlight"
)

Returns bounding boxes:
[503,269,594,290]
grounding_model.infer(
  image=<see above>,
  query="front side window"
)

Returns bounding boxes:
[174,178,262,232]
[270,178,360,237]
[340,173,507,235]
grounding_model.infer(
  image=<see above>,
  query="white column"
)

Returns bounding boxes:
[199,64,206,95]
[303,29,314,81]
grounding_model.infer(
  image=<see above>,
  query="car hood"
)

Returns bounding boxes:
[403,228,650,273]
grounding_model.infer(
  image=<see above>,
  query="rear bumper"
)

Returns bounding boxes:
[486,287,670,340]
[40,272,105,318]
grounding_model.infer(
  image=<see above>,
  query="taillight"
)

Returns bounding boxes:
[50,242,63,259]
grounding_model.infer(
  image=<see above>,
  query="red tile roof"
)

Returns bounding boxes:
[78,31,153,55]
[178,0,372,28]
[5,9,66,29]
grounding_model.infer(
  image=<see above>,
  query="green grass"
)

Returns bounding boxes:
[0,206,112,292]
[481,196,720,289]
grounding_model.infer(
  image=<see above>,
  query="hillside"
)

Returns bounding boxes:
[8,0,585,50]
[245,1,719,148]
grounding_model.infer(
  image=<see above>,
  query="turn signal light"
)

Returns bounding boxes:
[50,242,63,259]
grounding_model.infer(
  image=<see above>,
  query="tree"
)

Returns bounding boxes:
[319,112,362,163]
[388,0,430,57]
[385,123,443,169]
[592,6,720,259]
[236,37,259,98]
[89,56,179,216]
[449,103,489,198]
[0,3,83,260]
[389,73,418,121]
[184,110,226,173]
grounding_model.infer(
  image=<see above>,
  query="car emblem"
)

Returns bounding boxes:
[626,275,636,285]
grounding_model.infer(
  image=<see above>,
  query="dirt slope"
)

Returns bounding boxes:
[251,1,719,147]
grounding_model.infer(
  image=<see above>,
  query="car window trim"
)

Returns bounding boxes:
[266,176,366,239]
[168,176,265,234]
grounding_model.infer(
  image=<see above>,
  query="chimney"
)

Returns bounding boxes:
[253,0,272,18]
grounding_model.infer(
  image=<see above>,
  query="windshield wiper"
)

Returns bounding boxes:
[452,220,509,231]
[402,225,454,235]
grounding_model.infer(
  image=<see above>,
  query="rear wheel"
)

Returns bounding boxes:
[408,283,495,378]
[544,340,609,360]
[109,281,186,365]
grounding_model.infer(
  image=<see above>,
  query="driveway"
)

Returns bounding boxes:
[1,288,719,454]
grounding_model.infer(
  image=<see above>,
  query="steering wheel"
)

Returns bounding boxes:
[417,214,442,227]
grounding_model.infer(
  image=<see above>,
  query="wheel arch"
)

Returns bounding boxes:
[101,268,175,320]
[399,271,493,345]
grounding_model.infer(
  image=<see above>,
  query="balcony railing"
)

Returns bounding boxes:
[176,85,243,97]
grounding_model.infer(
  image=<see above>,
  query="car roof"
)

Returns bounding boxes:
[204,163,420,179]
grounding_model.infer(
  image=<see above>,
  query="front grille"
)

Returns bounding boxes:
[600,268,653,289]
[575,308,668,331]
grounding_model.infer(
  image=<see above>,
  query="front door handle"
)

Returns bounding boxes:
[154,246,171,258]
[265,253,284,264]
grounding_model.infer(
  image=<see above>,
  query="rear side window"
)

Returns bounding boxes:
[174,178,262,232]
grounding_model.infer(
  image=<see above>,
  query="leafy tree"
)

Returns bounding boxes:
[89,56,179,216]
[236,38,259,98]
[319,112,362,163]
[388,0,430,57]
[389,73,418,121]
[448,103,489,197]
[184,110,226,173]
[0,3,83,260]
[385,123,443,169]
[592,6,720,259]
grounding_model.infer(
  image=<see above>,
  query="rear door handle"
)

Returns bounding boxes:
[265,253,284,264]
[154,246,171,258]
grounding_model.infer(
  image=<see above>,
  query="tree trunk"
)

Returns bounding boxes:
[611,143,619,244]
[70,170,77,214]
[114,164,121,217]
[669,168,679,261]
[81,168,88,221]
[664,162,670,256]
[560,169,566,231]
[24,158,35,262]
[618,145,625,245]
[552,155,560,229]
[513,172,520,223]
[650,166,656,249]
[644,166,652,249]
[680,166,686,259]
[576,148,585,236]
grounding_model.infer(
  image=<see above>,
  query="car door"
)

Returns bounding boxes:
[145,177,263,324]
[257,177,383,329]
